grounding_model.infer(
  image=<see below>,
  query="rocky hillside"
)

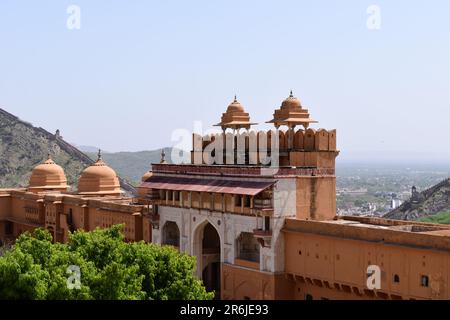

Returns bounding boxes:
[384,179,450,221]
[0,108,135,193]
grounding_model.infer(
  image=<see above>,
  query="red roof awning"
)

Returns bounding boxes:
[140,176,275,196]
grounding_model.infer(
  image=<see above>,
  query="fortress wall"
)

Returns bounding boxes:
[284,229,450,300]
[87,206,142,241]
[192,129,338,166]
[194,129,337,153]
[304,129,316,151]
[222,263,295,300]
[295,176,336,221]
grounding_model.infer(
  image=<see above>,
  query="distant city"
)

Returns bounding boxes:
[336,162,450,217]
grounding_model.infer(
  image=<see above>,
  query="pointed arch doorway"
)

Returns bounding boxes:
[193,221,221,299]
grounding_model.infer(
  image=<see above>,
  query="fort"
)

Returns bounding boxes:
[1,92,450,300]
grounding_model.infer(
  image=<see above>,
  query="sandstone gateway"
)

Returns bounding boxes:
[1,92,450,300]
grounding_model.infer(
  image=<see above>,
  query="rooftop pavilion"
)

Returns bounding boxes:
[192,92,338,168]
[214,96,257,131]
[267,91,318,129]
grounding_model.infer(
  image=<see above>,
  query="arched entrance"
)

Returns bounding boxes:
[162,221,180,249]
[193,221,221,299]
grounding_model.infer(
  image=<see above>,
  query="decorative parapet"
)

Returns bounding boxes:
[152,163,335,177]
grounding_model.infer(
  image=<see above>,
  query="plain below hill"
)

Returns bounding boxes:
[0,108,135,193]
[384,179,450,221]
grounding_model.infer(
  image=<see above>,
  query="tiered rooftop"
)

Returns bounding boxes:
[267,91,318,129]
[215,96,257,131]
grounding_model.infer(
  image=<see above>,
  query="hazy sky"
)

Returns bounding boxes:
[1,1,449,161]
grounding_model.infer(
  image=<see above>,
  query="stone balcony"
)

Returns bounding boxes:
[253,198,273,210]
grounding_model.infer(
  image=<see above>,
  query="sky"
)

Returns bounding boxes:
[0,1,449,162]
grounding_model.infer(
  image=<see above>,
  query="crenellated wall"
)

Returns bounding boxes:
[191,128,338,167]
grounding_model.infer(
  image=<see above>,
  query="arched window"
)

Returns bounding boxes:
[236,232,260,263]
[421,275,429,287]
[162,221,180,248]
[393,274,400,283]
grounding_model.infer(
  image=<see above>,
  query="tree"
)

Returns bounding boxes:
[0,225,213,300]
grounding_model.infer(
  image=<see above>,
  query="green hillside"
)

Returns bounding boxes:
[418,211,450,225]
[0,109,87,188]
[0,108,136,193]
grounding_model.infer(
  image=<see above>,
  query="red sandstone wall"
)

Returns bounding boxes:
[0,195,11,219]
[87,207,140,241]
[313,177,336,220]
[296,176,336,221]
[222,263,294,300]
[284,231,450,300]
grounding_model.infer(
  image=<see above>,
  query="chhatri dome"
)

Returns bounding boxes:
[77,150,122,196]
[28,154,69,192]
[138,168,153,198]
[215,95,257,131]
[267,91,318,129]
[141,170,153,182]
[140,149,166,183]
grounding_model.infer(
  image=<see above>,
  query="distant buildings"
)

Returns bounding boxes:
[391,198,403,210]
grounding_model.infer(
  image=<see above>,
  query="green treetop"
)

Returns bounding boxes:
[0,225,213,300]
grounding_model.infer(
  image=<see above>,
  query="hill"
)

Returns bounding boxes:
[0,108,135,193]
[384,179,450,220]
[85,149,176,185]
[74,145,105,153]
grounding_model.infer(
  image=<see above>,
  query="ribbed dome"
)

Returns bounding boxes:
[77,151,121,196]
[29,156,68,192]
[266,91,318,129]
[214,96,257,131]
[281,92,302,109]
[226,99,245,113]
